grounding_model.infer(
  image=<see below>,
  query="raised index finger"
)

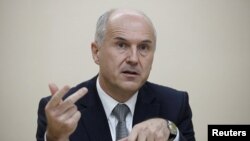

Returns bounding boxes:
[48,85,70,108]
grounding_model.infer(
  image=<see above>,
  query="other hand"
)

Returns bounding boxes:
[124,118,170,141]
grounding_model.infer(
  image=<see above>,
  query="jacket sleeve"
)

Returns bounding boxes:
[36,97,50,141]
[177,92,195,141]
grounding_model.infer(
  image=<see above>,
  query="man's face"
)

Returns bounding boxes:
[93,12,156,95]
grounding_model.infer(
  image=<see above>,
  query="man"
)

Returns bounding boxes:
[36,8,195,141]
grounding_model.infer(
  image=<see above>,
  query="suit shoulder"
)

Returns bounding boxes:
[144,81,188,98]
[141,81,189,106]
[142,82,191,122]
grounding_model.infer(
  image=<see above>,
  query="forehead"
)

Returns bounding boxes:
[106,11,156,43]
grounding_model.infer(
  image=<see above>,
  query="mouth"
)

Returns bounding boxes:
[121,70,139,76]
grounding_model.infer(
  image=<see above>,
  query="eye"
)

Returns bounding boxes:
[138,44,148,51]
[118,43,125,47]
[138,44,151,56]
[117,42,128,49]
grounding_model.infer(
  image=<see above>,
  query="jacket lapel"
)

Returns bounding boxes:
[77,76,112,141]
[133,82,161,126]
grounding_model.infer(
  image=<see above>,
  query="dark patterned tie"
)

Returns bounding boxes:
[112,104,130,140]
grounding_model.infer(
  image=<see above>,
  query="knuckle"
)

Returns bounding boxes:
[69,105,78,113]
[73,111,81,121]
[77,111,81,117]
[150,129,157,135]
[56,118,72,129]
[155,131,166,140]
[65,98,74,105]
[56,116,64,124]
[133,124,141,130]
[63,121,73,129]
[72,105,77,110]
[45,105,54,116]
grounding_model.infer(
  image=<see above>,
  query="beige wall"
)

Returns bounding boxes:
[1,0,250,141]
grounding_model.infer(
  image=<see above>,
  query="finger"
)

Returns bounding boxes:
[48,83,59,95]
[65,111,81,129]
[146,131,154,141]
[137,131,146,141]
[118,137,128,141]
[71,111,81,123]
[127,126,139,141]
[64,87,88,105]
[137,128,154,141]
[58,111,81,135]
[48,85,70,108]
[148,136,154,141]
[59,105,78,121]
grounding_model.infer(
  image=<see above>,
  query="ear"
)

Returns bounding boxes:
[91,42,100,65]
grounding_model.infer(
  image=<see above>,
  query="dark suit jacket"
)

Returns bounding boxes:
[36,76,195,141]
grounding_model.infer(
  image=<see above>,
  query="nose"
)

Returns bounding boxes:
[126,47,139,65]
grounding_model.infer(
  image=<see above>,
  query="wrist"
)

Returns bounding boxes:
[46,131,69,141]
[167,120,177,141]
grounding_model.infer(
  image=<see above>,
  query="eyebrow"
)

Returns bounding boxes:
[114,37,153,44]
[114,37,127,41]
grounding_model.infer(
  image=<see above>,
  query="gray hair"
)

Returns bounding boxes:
[94,9,115,45]
[94,9,157,46]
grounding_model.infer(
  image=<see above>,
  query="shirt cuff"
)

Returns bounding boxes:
[172,127,180,141]
[44,131,47,141]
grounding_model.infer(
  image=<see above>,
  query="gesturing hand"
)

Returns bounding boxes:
[45,83,88,141]
[121,118,170,141]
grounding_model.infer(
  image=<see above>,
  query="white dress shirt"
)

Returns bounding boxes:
[96,78,138,141]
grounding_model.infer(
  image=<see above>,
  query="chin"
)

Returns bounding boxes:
[119,81,142,92]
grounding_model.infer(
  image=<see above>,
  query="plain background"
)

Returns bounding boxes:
[1,0,249,141]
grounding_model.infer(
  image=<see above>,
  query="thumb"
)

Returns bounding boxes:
[48,83,59,95]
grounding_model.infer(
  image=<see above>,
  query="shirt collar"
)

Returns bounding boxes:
[96,77,138,118]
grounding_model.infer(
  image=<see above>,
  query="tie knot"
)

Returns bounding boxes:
[112,104,130,121]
